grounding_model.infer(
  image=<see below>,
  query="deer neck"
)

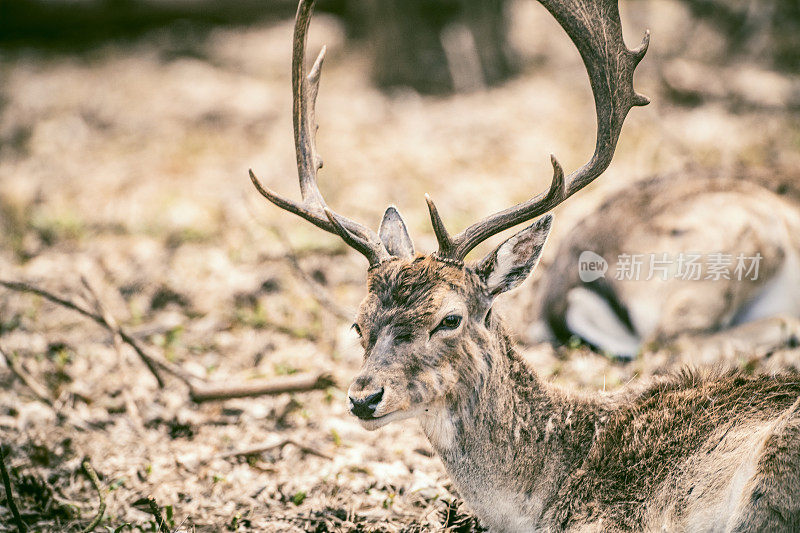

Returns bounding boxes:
[418,322,602,529]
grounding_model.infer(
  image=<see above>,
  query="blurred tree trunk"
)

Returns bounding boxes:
[1,0,350,48]
[3,0,519,93]
[678,0,800,72]
[356,0,515,94]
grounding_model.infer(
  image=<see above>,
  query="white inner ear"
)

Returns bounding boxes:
[485,242,516,292]
[479,215,552,296]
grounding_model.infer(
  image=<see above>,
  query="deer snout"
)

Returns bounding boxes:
[348,387,384,420]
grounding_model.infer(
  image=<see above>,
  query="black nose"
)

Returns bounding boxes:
[349,388,384,420]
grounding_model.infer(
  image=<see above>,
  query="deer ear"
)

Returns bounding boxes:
[379,206,415,259]
[476,215,552,296]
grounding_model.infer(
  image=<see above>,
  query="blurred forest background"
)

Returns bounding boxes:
[1,0,799,530]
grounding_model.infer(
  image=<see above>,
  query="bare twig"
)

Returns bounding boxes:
[79,276,124,355]
[189,372,335,403]
[80,458,106,533]
[273,227,354,322]
[215,438,333,461]
[0,447,26,533]
[1,278,336,405]
[0,279,165,386]
[0,279,201,388]
[79,277,145,433]
[0,345,54,405]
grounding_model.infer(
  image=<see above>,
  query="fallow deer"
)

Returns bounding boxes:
[538,171,800,360]
[249,0,800,530]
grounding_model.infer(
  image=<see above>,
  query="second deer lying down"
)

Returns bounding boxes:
[538,171,800,360]
[249,0,800,530]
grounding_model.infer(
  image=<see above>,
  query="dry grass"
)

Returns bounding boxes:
[1,0,799,530]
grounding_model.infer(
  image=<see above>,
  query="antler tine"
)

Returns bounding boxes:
[436,0,649,261]
[425,194,454,257]
[293,0,324,205]
[249,0,388,265]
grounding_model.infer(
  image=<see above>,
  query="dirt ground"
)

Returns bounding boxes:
[1,0,799,531]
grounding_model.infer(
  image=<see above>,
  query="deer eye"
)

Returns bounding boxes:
[432,314,462,335]
[351,323,362,337]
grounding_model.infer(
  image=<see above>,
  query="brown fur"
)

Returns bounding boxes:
[348,254,800,532]
[252,1,800,529]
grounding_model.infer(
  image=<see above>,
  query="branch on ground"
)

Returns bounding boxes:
[1,279,337,404]
[0,447,27,533]
[0,279,170,387]
[214,437,333,462]
[80,458,106,533]
[189,372,335,403]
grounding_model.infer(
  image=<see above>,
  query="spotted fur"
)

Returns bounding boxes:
[347,237,800,532]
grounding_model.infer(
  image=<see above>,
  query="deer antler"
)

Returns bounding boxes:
[251,0,648,267]
[249,0,390,265]
[427,0,650,261]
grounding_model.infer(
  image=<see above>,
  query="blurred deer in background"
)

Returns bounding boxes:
[249,0,800,530]
[538,171,800,360]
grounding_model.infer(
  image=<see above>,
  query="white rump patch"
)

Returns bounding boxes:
[565,286,642,358]
[733,251,800,325]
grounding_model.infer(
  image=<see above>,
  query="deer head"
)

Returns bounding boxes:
[249,0,648,429]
